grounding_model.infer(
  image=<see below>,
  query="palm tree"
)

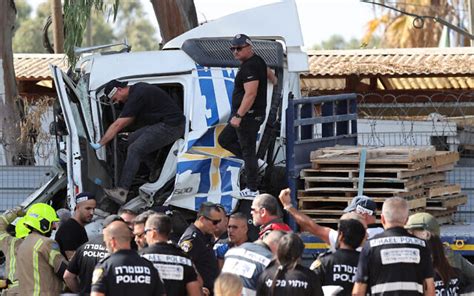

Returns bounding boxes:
[363,0,470,48]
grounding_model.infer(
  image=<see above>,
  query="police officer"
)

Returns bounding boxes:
[405,213,470,296]
[311,216,366,296]
[179,202,220,294]
[17,203,68,295]
[222,230,285,295]
[0,206,29,295]
[353,198,435,296]
[64,215,122,294]
[91,220,165,296]
[141,213,202,296]
[63,215,116,296]
[257,233,324,296]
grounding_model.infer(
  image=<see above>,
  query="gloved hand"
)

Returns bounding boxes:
[3,206,25,223]
[90,142,102,150]
[13,206,26,217]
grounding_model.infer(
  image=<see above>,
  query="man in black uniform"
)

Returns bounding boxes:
[218,33,277,198]
[92,80,185,205]
[91,220,165,296]
[179,202,221,294]
[353,197,435,296]
[55,192,96,259]
[311,215,366,296]
[64,215,122,295]
[256,233,323,296]
[141,213,202,296]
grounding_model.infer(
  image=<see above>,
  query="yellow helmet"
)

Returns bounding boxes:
[24,203,59,234]
[15,217,30,239]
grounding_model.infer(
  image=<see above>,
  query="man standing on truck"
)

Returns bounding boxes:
[91,80,185,205]
[218,33,277,198]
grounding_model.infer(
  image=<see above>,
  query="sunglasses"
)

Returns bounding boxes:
[134,232,145,239]
[144,228,156,235]
[203,216,221,225]
[230,45,249,52]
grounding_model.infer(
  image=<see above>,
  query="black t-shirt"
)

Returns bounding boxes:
[67,236,109,295]
[120,82,184,126]
[434,268,465,296]
[178,224,218,292]
[232,54,268,116]
[355,227,434,296]
[140,242,198,296]
[311,249,360,296]
[55,218,88,257]
[257,260,324,296]
[91,249,165,296]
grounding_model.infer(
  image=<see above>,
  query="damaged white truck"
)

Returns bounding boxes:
[23,1,309,231]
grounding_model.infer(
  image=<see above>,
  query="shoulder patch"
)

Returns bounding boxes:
[180,240,193,253]
[92,267,104,284]
[310,259,322,271]
[51,241,60,251]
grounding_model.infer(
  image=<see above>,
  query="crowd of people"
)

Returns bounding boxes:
[0,187,473,295]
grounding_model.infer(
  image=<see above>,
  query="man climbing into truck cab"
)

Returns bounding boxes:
[91,80,185,205]
[218,33,277,198]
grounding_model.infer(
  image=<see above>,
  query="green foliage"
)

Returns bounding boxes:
[14,0,32,25]
[114,2,159,51]
[13,18,47,53]
[63,0,117,66]
[83,10,115,46]
[312,34,382,50]
[13,0,159,55]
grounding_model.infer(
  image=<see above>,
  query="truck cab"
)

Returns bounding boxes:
[29,1,309,222]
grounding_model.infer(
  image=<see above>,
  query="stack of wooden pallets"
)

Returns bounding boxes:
[298,146,467,226]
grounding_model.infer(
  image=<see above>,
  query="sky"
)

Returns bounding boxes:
[25,0,376,49]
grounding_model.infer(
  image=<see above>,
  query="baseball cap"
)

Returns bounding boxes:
[344,195,377,216]
[104,79,127,99]
[76,192,96,204]
[231,34,253,47]
[405,212,440,236]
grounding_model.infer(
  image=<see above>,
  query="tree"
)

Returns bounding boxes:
[1,0,30,165]
[150,0,198,44]
[114,2,160,51]
[312,34,381,50]
[364,0,470,47]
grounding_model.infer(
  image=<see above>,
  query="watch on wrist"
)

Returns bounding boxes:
[234,113,243,119]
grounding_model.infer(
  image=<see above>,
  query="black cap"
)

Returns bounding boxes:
[76,192,96,204]
[104,79,127,99]
[231,34,253,47]
[344,195,377,216]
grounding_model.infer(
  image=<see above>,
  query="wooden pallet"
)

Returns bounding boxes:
[426,194,467,209]
[298,196,426,212]
[298,188,425,200]
[311,146,436,163]
[425,184,461,198]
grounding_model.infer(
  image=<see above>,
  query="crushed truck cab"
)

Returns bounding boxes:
[31,1,308,219]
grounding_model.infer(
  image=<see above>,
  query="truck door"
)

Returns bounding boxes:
[50,66,111,209]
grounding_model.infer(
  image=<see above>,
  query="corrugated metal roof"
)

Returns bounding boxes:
[14,54,68,81]
[306,47,474,77]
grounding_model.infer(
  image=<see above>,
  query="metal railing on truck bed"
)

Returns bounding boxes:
[285,93,358,231]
